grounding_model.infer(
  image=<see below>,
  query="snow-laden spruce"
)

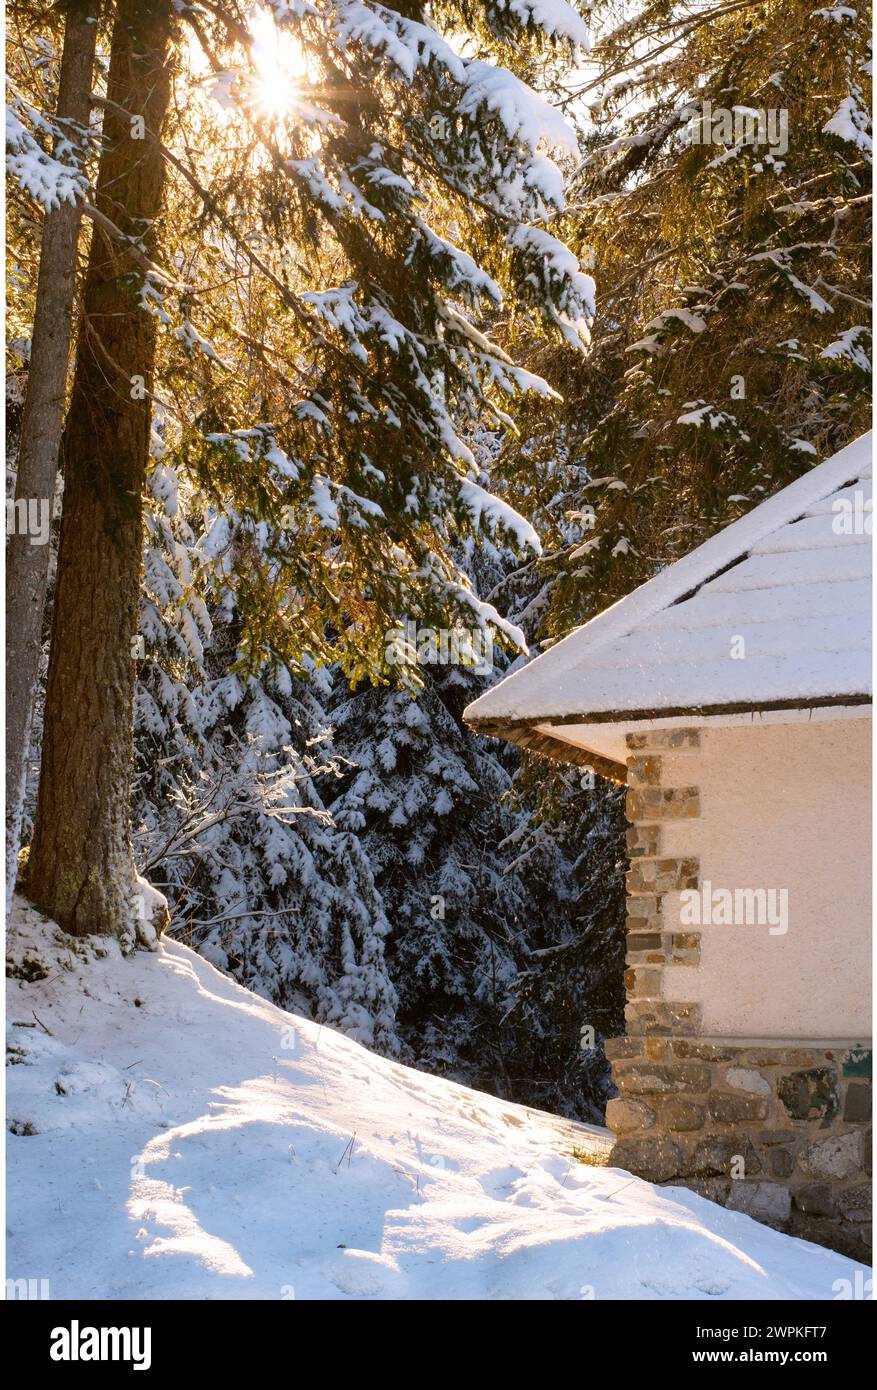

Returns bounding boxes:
[132,448,626,1120]
[513,0,871,641]
[11,0,600,943]
[137,0,598,671]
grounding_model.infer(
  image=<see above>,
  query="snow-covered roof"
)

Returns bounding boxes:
[465,432,872,770]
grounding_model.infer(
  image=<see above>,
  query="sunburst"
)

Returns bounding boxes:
[248,7,309,121]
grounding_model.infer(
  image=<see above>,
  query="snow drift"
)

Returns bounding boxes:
[6,902,865,1300]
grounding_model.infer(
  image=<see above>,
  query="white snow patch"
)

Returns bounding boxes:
[6,905,863,1301]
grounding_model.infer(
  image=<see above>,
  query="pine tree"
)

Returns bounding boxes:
[503,0,872,634]
[133,453,400,1047]
[130,441,623,1116]
[17,0,595,938]
[327,666,516,1087]
[5,0,100,907]
[28,0,176,939]
[459,427,628,1118]
[503,759,626,1121]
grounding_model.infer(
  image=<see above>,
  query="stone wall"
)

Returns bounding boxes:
[605,1035,872,1260]
[605,728,872,1262]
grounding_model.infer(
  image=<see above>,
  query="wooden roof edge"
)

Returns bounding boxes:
[466,693,873,785]
[467,691,872,734]
[467,717,628,785]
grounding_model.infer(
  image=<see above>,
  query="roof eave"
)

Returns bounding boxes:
[466,692,872,784]
[468,716,628,784]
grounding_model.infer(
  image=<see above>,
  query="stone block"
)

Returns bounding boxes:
[727,1182,791,1225]
[628,858,699,895]
[621,1061,711,1096]
[792,1183,835,1217]
[725,1066,772,1097]
[662,1101,706,1132]
[603,1037,644,1061]
[684,1136,743,1178]
[708,1092,769,1123]
[777,1068,839,1121]
[670,1040,735,1062]
[626,824,661,857]
[624,1000,702,1037]
[626,862,655,893]
[605,1097,655,1134]
[624,966,662,998]
[671,932,700,948]
[843,1083,871,1122]
[661,858,699,892]
[610,1135,683,1183]
[627,933,663,953]
[626,788,700,823]
[740,1048,817,1068]
[625,729,700,751]
[627,893,659,917]
[685,1177,731,1205]
[626,755,661,787]
[835,1184,871,1225]
[800,1131,863,1181]
[769,1147,795,1178]
[758,1129,800,1146]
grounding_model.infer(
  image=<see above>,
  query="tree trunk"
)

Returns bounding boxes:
[27,0,175,938]
[5,0,100,910]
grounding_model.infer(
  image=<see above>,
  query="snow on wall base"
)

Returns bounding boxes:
[605,1034,872,1263]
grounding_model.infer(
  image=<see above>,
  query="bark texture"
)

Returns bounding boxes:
[28,0,175,937]
[5,0,100,908]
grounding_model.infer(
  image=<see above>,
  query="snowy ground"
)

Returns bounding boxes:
[5,902,865,1300]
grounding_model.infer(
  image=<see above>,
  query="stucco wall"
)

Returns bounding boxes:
[659,719,871,1039]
